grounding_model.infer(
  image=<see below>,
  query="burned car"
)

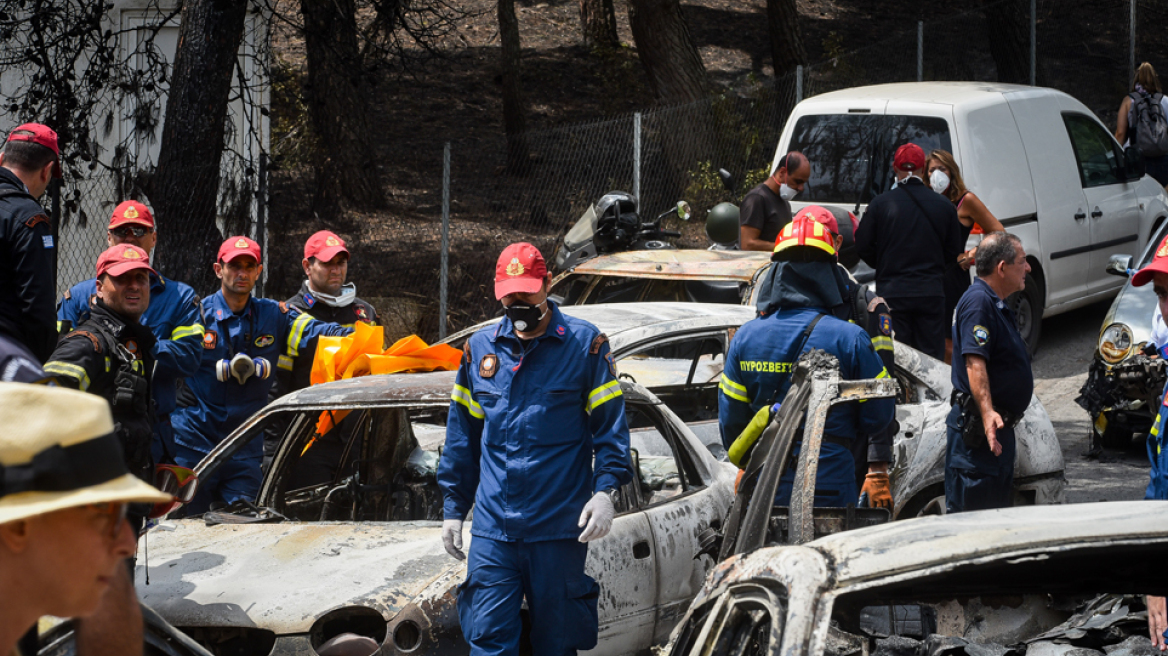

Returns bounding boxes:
[446,302,1065,517]
[666,498,1168,656]
[674,351,1121,656]
[136,371,737,656]
[1078,218,1168,448]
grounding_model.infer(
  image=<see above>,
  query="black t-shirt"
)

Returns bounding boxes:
[739,182,791,245]
[950,278,1033,416]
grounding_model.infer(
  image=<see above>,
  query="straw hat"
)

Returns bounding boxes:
[0,383,170,525]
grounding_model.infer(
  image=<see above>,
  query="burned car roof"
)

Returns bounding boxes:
[443,302,755,349]
[558,249,773,281]
[689,501,1168,624]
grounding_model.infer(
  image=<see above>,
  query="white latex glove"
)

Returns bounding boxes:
[577,491,615,543]
[442,519,465,560]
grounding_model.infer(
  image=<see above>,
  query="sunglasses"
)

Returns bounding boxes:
[148,464,199,519]
[110,225,153,239]
[84,502,129,540]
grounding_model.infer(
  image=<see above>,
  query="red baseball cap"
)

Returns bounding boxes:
[793,205,840,236]
[6,123,61,178]
[1133,235,1168,287]
[218,236,261,263]
[96,244,156,278]
[893,143,926,172]
[108,200,155,229]
[494,242,547,300]
[304,230,349,262]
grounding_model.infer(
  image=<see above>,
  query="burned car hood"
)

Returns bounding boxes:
[136,520,463,635]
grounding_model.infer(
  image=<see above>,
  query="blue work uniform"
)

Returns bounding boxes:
[171,291,351,510]
[1145,382,1168,500]
[946,278,1033,513]
[719,307,894,507]
[438,303,632,656]
[57,274,204,461]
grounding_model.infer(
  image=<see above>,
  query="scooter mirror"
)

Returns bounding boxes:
[676,201,692,221]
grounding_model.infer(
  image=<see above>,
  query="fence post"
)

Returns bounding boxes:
[917,21,923,82]
[49,179,60,290]
[633,112,642,203]
[440,142,451,340]
[256,153,267,298]
[1030,0,1037,86]
[796,65,803,103]
[1130,0,1136,83]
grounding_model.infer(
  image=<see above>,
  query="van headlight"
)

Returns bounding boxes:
[1099,323,1134,364]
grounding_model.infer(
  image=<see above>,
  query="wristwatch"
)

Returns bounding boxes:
[601,487,620,504]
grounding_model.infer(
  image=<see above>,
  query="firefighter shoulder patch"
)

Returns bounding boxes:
[606,352,618,377]
[972,325,989,346]
[203,331,218,350]
[255,334,275,348]
[879,313,892,336]
[279,301,289,314]
[462,345,472,366]
[24,214,49,229]
[590,333,608,355]
[479,354,498,378]
[63,288,71,301]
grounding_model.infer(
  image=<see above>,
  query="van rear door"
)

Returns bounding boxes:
[1007,93,1092,307]
[1060,110,1143,294]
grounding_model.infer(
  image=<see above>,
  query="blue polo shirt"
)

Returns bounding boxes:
[951,278,1033,417]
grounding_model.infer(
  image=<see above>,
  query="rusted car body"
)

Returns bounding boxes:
[446,303,1066,517]
[665,500,1168,656]
[136,371,737,656]
[549,250,774,306]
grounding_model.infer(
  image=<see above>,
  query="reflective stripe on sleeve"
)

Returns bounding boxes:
[587,379,623,412]
[1153,413,1161,438]
[452,384,485,419]
[720,373,750,403]
[277,355,294,371]
[871,336,893,352]
[44,362,91,391]
[876,367,890,379]
[287,313,313,358]
[171,324,206,341]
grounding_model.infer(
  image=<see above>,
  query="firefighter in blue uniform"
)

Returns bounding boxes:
[57,200,204,463]
[438,242,632,656]
[171,236,351,512]
[720,206,896,508]
[945,232,1033,513]
[1128,234,1168,656]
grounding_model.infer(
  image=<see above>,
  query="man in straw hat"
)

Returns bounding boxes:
[0,383,170,656]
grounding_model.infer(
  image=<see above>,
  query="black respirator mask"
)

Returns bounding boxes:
[505,302,547,332]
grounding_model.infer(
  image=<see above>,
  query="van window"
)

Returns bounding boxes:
[1063,113,1123,188]
[787,114,953,204]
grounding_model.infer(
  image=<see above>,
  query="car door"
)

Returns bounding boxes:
[586,498,658,655]
[1062,111,1143,293]
[624,401,726,644]
[613,330,730,425]
[1007,94,1092,306]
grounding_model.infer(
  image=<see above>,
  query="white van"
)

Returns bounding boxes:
[772,82,1168,351]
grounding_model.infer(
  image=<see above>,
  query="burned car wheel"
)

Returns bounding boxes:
[898,485,947,518]
[1093,413,1134,449]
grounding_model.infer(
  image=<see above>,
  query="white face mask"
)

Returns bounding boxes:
[891,172,919,190]
[779,183,798,201]
[930,170,951,195]
[311,282,357,308]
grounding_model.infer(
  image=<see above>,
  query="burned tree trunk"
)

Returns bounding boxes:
[579,0,619,48]
[150,0,247,292]
[499,0,528,173]
[302,0,386,215]
[627,0,709,103]
[766,0,805,78]
[983,0,1032,84]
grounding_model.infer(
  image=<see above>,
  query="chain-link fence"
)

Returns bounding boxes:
[37,1,270,299]
[27,0,1168,343]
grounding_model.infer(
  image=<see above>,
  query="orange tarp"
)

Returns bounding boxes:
[308,322,462,438]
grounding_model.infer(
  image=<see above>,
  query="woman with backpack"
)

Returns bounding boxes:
[1115,62,1168,187]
